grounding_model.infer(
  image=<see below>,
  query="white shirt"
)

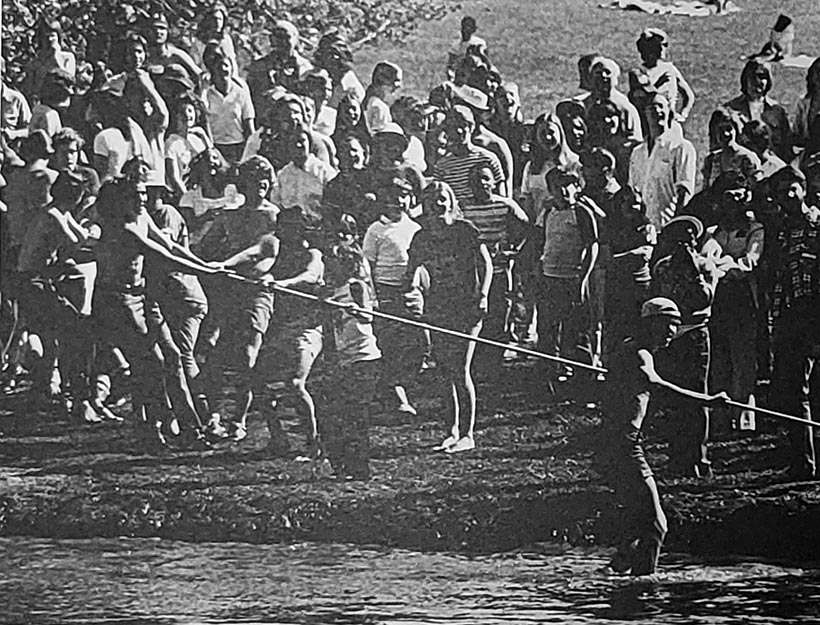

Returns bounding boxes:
[628,124,697,230]
[362,213,421,287]
[328,70,366,109]
[165,130,209,179]
[272,155,337,222]
[201,76,254,145]
[365,96,391,135]
[314,104,337,137]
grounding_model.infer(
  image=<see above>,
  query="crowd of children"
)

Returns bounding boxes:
[1,10,819,573]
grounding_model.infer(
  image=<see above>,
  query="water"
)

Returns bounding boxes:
[2,538,819,624]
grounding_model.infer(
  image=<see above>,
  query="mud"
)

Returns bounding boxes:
[1,365,819,561]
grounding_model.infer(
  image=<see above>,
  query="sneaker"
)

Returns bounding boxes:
[444,436,475,454]
[502,348,519,362]
[228,422,248,443]
[397,403,417,416]
[77,400,103,424]
[434,434,459,451]
[204,413,229,439]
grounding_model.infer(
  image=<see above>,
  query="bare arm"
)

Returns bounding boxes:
[675,66,695,122]
[576,202,600,302]
[638,348,726,404]
[143,213,219,274]
[477,241,493,313]
[134,70,168,134]
[276,248,324,288]
[125,222,221,276]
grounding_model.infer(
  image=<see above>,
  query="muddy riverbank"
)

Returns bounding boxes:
[2,366,819,562]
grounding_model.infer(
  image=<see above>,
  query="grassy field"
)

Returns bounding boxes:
[354,0,820,169]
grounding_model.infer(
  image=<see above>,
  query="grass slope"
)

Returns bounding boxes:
[355,0,820,165]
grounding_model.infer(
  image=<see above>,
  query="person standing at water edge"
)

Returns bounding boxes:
[600,297,728,576]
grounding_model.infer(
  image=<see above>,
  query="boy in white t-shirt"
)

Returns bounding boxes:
[319,240,382,480]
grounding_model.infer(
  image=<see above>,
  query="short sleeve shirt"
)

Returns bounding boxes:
[407,219,483,322]
[202,77,255,145]
[433,145,504,205]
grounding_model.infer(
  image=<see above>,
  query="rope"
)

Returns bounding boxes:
[224,273,815,429]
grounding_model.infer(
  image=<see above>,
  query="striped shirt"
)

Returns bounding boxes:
[433,145,504,204]
[461,197,510,269]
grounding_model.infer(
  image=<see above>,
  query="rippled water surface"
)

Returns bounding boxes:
[2,538,820,624]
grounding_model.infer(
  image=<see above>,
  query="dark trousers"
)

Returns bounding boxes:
[535,276,584,373]
[656,325,711,472]
[320,359,379,477]
[606,427,668,575]
[373,284,422,388]
[772,299,820,476]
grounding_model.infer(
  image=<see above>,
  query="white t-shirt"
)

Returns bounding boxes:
[201,77,255,145]
[165,130,209,179]
[362,213,421,287]
[272,155,337,222]
[94,127,132,181]
[364,96,391,135]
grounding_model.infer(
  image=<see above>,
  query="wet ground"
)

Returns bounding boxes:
[4,537,820,624]
[2,363,820,560]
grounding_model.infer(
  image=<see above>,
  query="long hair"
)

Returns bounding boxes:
[708,106,744,147]
[196,4,229,43]
[420,180,463,222]
[530,110,579,173]
[740,59,772,98]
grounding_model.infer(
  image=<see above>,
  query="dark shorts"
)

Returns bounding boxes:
[259,318,324,382]
[207,284,274,339]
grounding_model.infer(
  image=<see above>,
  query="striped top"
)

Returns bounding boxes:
[432,145,504,204]
[461,198,511,269]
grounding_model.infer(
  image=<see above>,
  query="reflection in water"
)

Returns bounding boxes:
[2,538,819,624]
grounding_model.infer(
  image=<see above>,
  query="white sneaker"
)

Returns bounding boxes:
[435,434,459,451]
[445,436,475,454]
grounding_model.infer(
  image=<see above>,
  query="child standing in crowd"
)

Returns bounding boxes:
[462,164,528,361]
[530,167,599,380]
[362,176,421,416]
[320,240,382,480]
[407,181,493,453]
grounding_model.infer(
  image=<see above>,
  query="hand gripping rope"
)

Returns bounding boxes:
[225,273,813,429]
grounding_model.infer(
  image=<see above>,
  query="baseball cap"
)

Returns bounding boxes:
[641,297,681,319]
